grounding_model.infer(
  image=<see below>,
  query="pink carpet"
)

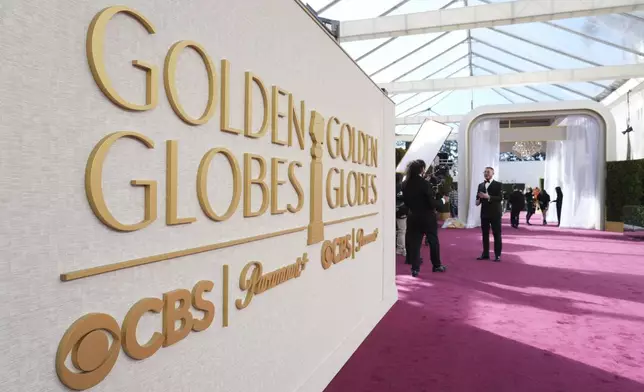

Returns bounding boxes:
[325,213,644,392]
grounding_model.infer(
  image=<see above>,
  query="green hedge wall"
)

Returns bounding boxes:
[605,159,644,221]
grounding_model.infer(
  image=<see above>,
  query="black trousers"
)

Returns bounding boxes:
[526,205,535,223]
[510,209,521,227]
[406,217,441,271]
[481,216,502,258]
[556,202,562,225]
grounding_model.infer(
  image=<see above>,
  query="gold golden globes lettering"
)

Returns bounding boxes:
[83,5,378,239]
[56,5,382,390]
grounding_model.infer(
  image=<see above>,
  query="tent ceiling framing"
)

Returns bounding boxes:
[310,0,644,130]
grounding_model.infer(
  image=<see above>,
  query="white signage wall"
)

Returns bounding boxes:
[0,1,396,391]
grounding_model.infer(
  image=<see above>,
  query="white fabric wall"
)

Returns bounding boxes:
[609,86,644,160]
[544,116,601,230]
[0,1,396,391]
[465,118,500,228]
[497,161,545,188]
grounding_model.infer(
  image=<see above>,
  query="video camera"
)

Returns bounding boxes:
[424,152,454,196]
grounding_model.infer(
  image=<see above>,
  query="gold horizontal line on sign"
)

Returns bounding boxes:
[59,212,379,282]
[324,212,378,226]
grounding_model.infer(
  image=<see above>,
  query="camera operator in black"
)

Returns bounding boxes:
[402,160,448,277]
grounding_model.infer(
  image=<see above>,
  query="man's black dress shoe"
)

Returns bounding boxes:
[432,265,446,272]
[493,256,501,262]
[411,269,419,277]
[477,255,490,260]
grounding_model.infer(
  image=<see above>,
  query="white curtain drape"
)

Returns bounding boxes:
[543,115,600,229]
[466,118,500,228]
[544,138,564,223]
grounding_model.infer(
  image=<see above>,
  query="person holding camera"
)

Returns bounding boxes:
[402,160,448,277]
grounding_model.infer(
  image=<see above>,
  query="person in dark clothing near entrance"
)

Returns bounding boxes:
[552,186,563,227]
[537,189,551,225]
[395,173,408,256]
[402,160,448,277]
[475,167,503,262]
[525,187,535,225]
[509,186,525,229]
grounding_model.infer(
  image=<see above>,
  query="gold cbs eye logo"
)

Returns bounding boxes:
[55,313,121,390]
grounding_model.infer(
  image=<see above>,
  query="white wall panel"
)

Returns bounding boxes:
[0,1,396,391]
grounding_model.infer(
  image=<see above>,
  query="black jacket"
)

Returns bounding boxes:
[476,180,503,219]
[402,176,441,225]
[538,191,551,206]
[509,190,525,212]
[396,182,408,219]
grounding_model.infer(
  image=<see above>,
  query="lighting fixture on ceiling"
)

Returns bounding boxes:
[511,141,543,158]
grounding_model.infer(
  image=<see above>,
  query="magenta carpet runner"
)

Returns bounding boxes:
[325,213,644,392]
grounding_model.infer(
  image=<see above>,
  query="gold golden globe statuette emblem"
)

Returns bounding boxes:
[55,313,122,390]
[307,110,325,245]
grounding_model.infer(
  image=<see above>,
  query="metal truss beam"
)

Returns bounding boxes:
[379,63,644,94]
[474,53,596,100]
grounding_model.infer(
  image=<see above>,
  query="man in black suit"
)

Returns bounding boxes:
[508,186,526,229]
[475,167,503,262]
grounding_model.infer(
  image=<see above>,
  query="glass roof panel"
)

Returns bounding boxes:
[395,124,421,135]
[554,15,644,63]
[431,89,472,115]
[554,82,606,99]
[396,92,447,116]
[341,38,393,59]
[369,32,469,83]
[471,41,548,73]
[471,28,594,69]
[496,22,638,67]
[318,0,405,20]
[312,0,640,118]
[396,91,454,117]
[393,43,469,82]
[387,0,463,16]
[391,93,417,105]
[355,33,455,75]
